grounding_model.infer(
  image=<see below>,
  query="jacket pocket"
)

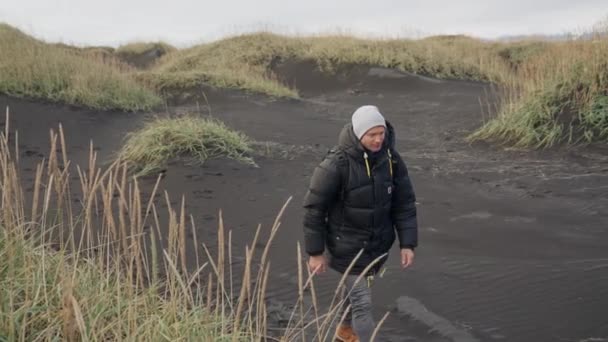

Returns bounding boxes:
[330,232,365,259]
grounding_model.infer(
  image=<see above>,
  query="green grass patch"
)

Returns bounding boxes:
[582,94,608,140]
[0,23,162,111]
[118,116,254,175]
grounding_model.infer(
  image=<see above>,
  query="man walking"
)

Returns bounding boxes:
[303,105,418,342]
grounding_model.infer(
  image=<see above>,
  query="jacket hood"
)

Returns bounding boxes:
[337,121,396,160]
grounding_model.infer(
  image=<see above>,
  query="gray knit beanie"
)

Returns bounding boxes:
[351,105,386,140]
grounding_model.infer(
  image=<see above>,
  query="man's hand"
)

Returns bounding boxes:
[401,248,415,269]
[308,254,327,275]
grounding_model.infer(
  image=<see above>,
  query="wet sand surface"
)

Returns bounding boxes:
[2,63,608,341]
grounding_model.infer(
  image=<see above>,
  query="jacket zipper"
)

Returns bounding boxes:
[364,152,375,233]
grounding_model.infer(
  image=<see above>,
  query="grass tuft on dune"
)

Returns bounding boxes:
[118,116,254,175]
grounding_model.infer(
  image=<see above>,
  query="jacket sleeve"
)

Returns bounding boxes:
[302,152,342,256]
[391,150,418,249]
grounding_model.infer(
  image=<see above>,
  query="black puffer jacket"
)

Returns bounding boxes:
[303,122,418,275]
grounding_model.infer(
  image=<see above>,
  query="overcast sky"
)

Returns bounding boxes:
[0,0,606,47]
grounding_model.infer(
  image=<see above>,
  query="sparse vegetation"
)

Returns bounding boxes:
[0,24,161,111]
[118,116,255,175]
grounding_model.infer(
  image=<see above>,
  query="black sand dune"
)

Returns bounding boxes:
[2,62,608,341]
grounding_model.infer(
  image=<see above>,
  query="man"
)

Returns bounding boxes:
[303,105,418,342]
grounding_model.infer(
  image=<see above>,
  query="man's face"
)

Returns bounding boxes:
[360,126,386,152]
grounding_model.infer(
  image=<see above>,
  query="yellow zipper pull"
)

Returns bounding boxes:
[363,152,371,178]
[387,150,393,178]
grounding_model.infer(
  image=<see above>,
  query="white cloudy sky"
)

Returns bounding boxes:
[0,0,606,47]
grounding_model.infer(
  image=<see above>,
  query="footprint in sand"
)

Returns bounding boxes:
[504,216,536,224]
[450,211,492,222]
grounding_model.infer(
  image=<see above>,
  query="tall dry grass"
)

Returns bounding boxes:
[0,24,161,111]
[0,109,390,341]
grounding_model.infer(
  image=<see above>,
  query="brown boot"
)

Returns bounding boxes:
[335,324,359,342]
